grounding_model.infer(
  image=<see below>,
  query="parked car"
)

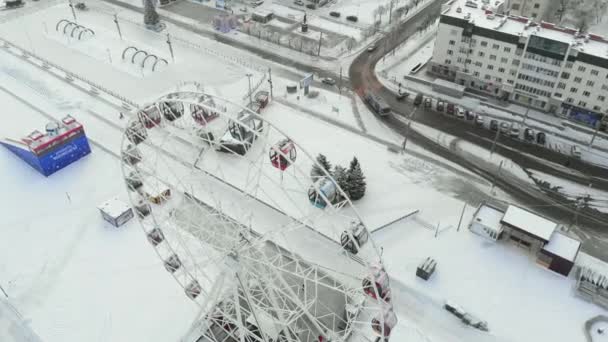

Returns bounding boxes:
[499,122,510,134]
[509,126,520,138]
[306,3,316,9]
[321,77,336,85]
[490,119,498,131]
[524,128,535,141]
[475,115,484,126]
[465,110,475,120]
[446,103,455,115]
[251,0,264,7]
[536,132,546,145]
[456,107,465,119]
[367,43,377,52]
[436,100,445,112]
[396,91,408,101]
[329,11,340,17]
[414,93,423,106]
[346,15,358,22]
[294,0,304,5]
[571,145,582,158]
[423,97,432,108]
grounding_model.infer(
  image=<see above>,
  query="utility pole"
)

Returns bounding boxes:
[114,14,123,40]
[246,73,253,105]
[68,0,77,22]
[490,128,500,157]
[522,97,532,126]
[457,202,467,232]
[589,114,605,147]
[268,67,273,100]
[338,67,342,95]
[402,121,411,151]
[166,33,174,62]
[317,31,323,56]
[388,0,394,25]
[490,160,503,194]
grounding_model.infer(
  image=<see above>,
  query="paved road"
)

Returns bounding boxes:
[348,0,608,230]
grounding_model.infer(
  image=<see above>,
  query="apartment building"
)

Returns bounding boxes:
[506,0,551,20]
[429,0,608,127]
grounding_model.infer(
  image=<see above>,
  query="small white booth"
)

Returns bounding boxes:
[98,197,133,227]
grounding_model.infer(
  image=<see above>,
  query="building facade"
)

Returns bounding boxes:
[506,0,551,20]
[429,0,608,127]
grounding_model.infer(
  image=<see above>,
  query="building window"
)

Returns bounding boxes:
[561,72,570,79]
[574,77,582,83]
[496,77,502,83]
[492,44,499,50]
[473,71,480,77]
[504,47,511,53]
[465,59,472,64]
[579,101,587,107]
[498,67,505,73]
[587,80,595,86]
[512,3,520,10]
[578,66,586,72]
[490,55,497,60]
[599,95,606,102]
[485,74,492,80]
[602,84,608,91]
[567,97,574,103]
[481,41,488,47]
[475,61,483,67]
[487,65,494,70]
[583,91,591,97]
[445,59,452,65]
[557,82,566,89]
[554,93,562,98]
[507,79,514,84]
[566,62,573,69]
[449,40,456,45]
[591,69,599,76]
[447,50,454,55]
[532,13,537,18]
[500,57,508,64]
[570,87,578,93]
[478,51,485,57]
[534,3,540,8]
[594,105,602,111]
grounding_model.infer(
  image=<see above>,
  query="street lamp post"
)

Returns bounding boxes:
[114,14,123,40]
[246,73,253,105]
[589,114,605,147]
[522,97,532,126]
[68,0,77,22]
[166,33,175,62]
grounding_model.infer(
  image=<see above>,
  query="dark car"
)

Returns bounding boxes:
[490,119,499,131]
[346,15,358,22]
[465,110,475,120]
[446,103,455,115]
[536,132,546,145]
[423,97,432,108]
[414,93,423,106]
[436,100,445,112]
[306,3,316,9]
[329,11,340,17]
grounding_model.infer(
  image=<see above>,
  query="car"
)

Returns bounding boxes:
[367,44,377,52]
[251,0,264,7]
[294,0,304,5]
[329,11,340,17]
[240,7,248,12]
[321,77,336,85]
[475,114,484,126]
[499,122,510,134]
[524,128,535,141]
[446,103,455,115]
[436,100,445,112]
[423,97,432,108]
[465,110,475,120]
[346,15,358,22]
[571,145,582,158]
[456,107,465,119]
[509,126,520,138]
[490,119,498,131]
[536,132,546,145]
[396,91,408,101]
[414,93,423,106]
[306,3,316,9]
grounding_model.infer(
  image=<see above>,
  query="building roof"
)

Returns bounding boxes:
[442,0,608,60]
[472,204,504,232]
[98,197,131,218]
[542,231,581,262]
[252,9,274,17]
[500,205,557,241]
[576,252,608,275]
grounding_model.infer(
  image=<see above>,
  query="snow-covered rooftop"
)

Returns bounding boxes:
[500,205,557,241]
[443,0,608,59]
[543,231,581,262]
[472,204,504,232]
[98,197,131,218]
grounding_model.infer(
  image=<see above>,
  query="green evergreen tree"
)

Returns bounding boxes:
[310,154,332,180]
[144,0,160,27]
[332,165,350,200]
[347,157,366,200]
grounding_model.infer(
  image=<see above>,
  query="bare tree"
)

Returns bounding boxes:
[345,37,356,52]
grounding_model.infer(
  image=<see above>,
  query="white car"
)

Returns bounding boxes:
[321,77,336,85]
[456,107,465,119]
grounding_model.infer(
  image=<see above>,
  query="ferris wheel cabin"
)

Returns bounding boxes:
[138,104,162,128]
[0,115,91,177]
[218,111,263,155]
[159,101,184,121]
[340,221,369,255]
[362,265,391,302]
[371,307,398,338]
[308,178,337,208]
[269,139,296,171]
[191,97,219,126]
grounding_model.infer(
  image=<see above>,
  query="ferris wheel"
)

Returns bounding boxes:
[119,91,398,342]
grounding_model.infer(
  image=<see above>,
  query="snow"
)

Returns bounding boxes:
[98,197,132,219]
[501,205,558,241]
[307,16,362,40]
[543,231,581,262]
[576,252,608,277]
[472,204,504,232]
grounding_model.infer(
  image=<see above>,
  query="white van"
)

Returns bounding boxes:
[251,0,264,7]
